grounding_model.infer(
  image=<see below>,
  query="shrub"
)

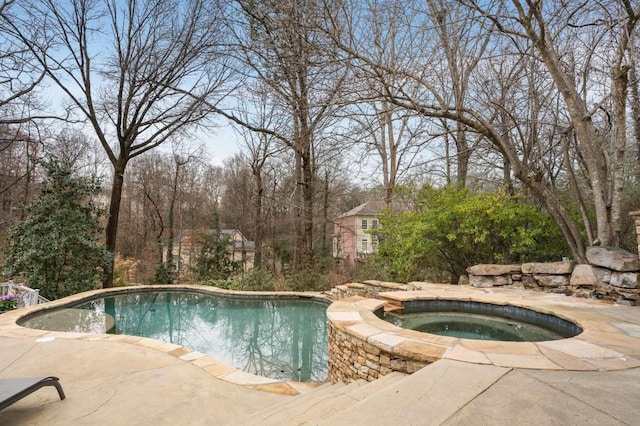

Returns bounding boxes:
[375,186,569,283]
[199,269,276,291]
[275,270,330,292]
[2,160,110,300]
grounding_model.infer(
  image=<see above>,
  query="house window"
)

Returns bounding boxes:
[372,219,379,229]
[361,239,368,252]
[361,219,368,230]
[372,236,378,252]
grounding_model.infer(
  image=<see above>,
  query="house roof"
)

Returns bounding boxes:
[336,200,409,219]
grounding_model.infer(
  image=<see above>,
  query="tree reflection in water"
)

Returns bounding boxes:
[73,292,328,382]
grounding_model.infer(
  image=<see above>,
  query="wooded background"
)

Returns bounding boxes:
[1,0,639,289]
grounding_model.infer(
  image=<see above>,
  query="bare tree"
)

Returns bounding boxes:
[630,60,640,183]
[164,153,195,281]
[225,0,349,271]
[0,0,50,125]
[220,154,254,235]
[2,0,235,286]
[326,0,640,262]
[426,0,493,187]
[0,127,39,234]
[116,150,220,282]
[329,1,437,204]
[468,0,640,250]
[231,88,287,270]
[118,152,173,269]
[346,97,433,206]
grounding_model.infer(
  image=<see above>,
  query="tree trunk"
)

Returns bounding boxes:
[385,105,396,206]
[610,63,629,246]
[253,169,263,270]
[321,169,329,256]
[166,159,182,283]
[503,157,514,195]
[293,149,304,271]
[443,122,452,185]
[103,157,127,288]
[166,199,175,281]
[523,16,612,246]
[515,168,586,261]
[301,147,314,269]
[455,124,469,187]
[629,64,640,183]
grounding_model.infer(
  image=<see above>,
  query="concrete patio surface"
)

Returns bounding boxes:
[0,336,288,425]
[1,284,639,424]
[2,335,639,425]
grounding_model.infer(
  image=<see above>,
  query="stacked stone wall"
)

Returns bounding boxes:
[327,321,428,383]
[466,247,640,305]
[326,280,408,301]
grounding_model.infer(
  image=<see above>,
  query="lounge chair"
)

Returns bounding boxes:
[0,376,66,410]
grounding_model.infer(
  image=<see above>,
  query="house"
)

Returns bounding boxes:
[333,200,406,269]
[168,228,255,276]
[220,229,256,270]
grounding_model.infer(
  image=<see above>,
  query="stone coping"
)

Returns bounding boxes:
[0,284,330,396]
[327,284,640,371]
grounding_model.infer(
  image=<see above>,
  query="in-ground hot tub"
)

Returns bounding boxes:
[325,286,640,384]
[382,299,582,342]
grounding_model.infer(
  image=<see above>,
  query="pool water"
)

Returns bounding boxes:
[385,311,572,341]
[20,291,328,382]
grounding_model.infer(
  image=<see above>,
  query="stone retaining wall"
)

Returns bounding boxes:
[466,246,640,305]
[327,320,428,383]
[326,280,408,300]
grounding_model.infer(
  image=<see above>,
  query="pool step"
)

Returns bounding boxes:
[317,360,512,426]
[241,381,348,424]
[377,294,404,312]
[243,372,408,426]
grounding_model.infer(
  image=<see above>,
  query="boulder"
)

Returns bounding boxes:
[521,275,539,289]
[534,275,570,287]
[469,274,511,288]
[572,288,594,298]
[609,272,640,289]
[466,264,521,276]
[586,246,640,272]
[522,261,574,274]
[615,289,640,301]
[570,265,609,286]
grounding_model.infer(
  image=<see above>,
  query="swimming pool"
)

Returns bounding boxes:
[19,290,329,382]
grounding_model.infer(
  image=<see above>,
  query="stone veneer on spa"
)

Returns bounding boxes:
[326,285,640,384]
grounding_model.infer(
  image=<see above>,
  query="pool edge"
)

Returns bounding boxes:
[0,284,331,396]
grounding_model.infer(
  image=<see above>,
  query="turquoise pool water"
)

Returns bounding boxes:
[385,311,571,341]
[383,300,581,342]
[20,291,328,382]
